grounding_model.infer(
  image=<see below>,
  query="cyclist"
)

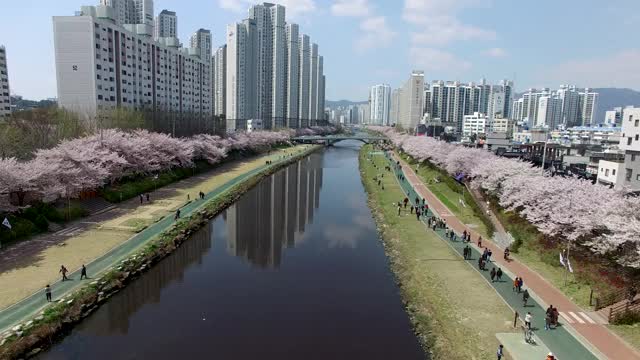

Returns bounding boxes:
[524,312,532,329]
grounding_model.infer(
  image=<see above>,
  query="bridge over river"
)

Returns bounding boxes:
[292,134,387,145]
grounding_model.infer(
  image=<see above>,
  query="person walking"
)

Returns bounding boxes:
[518,277,524,293]
[513,277,519,292]
[403,197,409,208]
[496,268,503,282]
[496,344,504,360]
[59,265,69,281]
[80,264,88,280]
[416,209,421,220]
[174,209,181,220]
[490,267,497,282]
[398,204,402,216]
[546,352,556,360]
[524,312,532,330]
[139,194,144,204]
[410,205,414,214]
[45,284,52,302]
[478,236,483,248]
[487,249,493,262]
[478,257,483,270]
[463,246,468,259]
[504,247,510,260]
[464,245,471,260]
[146,193,150,202]
[415,196,420,205]
[523,289,530,307]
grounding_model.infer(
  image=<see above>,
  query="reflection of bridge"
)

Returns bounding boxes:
[292,135,388,145]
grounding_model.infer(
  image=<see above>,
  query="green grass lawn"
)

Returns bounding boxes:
[609,323,640,352]
[397,152,492,238]
[361,146,514,360]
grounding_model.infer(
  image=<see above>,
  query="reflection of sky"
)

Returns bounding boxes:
[39,141,425,360]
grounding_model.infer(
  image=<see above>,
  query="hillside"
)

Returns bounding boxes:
[593,88,640,123]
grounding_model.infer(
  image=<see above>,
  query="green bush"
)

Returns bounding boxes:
[101,161,213,203]
[33,214,49,231]
[0,215,41,245]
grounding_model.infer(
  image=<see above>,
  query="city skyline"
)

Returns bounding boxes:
[1,0,639,101]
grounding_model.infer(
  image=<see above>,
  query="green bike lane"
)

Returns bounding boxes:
[379,153,598,360]
[0,147,317,334]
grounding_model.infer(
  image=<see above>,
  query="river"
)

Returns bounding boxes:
[38,141,425,360]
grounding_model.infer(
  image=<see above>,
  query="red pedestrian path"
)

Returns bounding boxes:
[393,153,640,360]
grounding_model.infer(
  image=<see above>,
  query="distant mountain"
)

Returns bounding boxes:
[593,88,640,123]
[326,100,367,108]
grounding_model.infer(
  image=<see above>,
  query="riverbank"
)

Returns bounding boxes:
[359,145,514,359]
[0,145,321,359]
[0,147,304,311]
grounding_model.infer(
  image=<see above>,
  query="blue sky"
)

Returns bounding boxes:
[1,0,639,101]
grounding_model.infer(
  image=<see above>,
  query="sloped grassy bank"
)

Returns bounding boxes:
[0,145,321,360]
[359,145,514,359]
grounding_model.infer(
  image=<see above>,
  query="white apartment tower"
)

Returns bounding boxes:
[308,43,319,126]
[100,0,135,26]
[226,20,257,130]
[298,34,310,126]
[190,29,212,61]
[398,71,425,130]
[213,45,226,116]
[579,88,598,126]
[285,23,300,126]
[54,5,212,117]
[154,9,177,40]
[369,84,391,125]
[134,0,154,27]
[0,46,11,118]
[225,3,325,130]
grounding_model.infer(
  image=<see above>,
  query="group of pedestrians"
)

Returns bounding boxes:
[47,264,89,302]
[138,193,151,204]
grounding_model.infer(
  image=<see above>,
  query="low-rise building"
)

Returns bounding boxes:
[618,107,640,191]
[597,159,625,187]
[462,112,487,137]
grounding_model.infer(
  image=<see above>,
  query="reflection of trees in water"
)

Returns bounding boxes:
[84,222,213,336]
[227,156,323,269]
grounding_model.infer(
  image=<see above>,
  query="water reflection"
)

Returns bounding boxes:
[39,144,425,360]
[225,156,323,268]
[83,222,213,336]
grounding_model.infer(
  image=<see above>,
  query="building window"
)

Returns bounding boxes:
[629,137,633,145]
[605,169,609,176]
[613,169,616,176]
[627,169,633,181]
[633,154,637,161]
[636,119,639,127]
[637,135,640,141]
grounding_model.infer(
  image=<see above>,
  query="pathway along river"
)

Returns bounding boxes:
[39,141,425,360]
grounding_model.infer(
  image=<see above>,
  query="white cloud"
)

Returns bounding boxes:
[409,47,472,71]
[403,0,495,46]
[355,16,396,53]
[331,0,371,17]
[483,47,507,57]
[218,0,316,18]
[544,50,640,90]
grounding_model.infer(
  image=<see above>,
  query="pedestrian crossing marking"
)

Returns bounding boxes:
[569,311,586,324]
[581,312,596,324]
[560,312,574,323]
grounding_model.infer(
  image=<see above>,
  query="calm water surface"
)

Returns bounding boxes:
[40,142,425,360]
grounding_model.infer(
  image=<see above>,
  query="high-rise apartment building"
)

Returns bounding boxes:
[225,3,323,130]
[100,0,135,26]
[226,20,257,130]
[0,46,11,118]
[390,88,401,125]
[298,34,311,126]
[579,88,598,126]
[369,84,391,125]
[285,23,300,126]
[54,4,212,117]
[154,9,177,40]
[511,85,597,128]
[134,0,154,26]
[398,71,424,130]
[190,29,212,61]
[213,45,226,116]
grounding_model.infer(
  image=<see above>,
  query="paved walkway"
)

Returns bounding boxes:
[0,146,317,334]
[388,152,640,360]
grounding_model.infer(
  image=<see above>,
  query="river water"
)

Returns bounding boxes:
[39,141,425,360]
